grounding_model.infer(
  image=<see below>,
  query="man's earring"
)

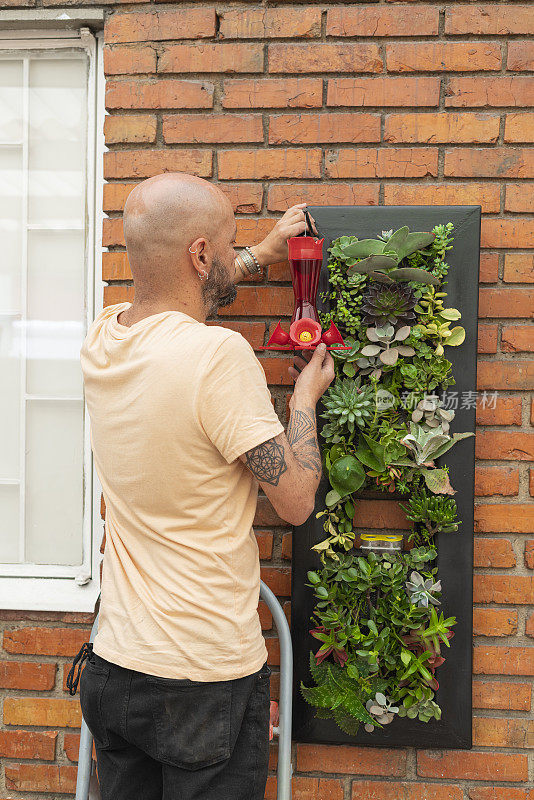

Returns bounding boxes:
[188,246,198,254]
[197,269,208,282]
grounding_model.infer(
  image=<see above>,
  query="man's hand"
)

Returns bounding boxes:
[269,701,279,741]
[250,204,316,267]
[289,343,335,407]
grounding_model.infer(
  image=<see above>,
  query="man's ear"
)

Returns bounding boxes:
[189,237,209,270]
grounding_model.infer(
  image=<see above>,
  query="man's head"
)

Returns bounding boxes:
[123,173,237,318]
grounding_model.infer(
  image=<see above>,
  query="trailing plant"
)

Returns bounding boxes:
[303,222,474,736]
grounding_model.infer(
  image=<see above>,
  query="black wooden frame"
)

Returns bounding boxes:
[291,205,480,749]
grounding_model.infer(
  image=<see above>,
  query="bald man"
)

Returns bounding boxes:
[77,173,334,800]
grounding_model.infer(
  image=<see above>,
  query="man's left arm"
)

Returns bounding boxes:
[232,203,309,283]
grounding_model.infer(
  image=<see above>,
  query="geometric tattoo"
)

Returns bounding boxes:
[287,406,322,478]
[244,437,288,486]
[287,408,315,447]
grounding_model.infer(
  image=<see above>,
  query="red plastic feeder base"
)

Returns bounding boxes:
[260,320,351,351]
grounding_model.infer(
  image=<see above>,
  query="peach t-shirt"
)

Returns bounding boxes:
[80,302,284,681]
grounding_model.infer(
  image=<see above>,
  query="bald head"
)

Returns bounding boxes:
[123,173,235,295]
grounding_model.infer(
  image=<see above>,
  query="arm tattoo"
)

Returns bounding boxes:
[244,437,288,486]
[287,406,322,479]
[287,408,315,446]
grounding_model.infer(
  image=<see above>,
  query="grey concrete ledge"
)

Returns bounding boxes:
[0,8,104,31]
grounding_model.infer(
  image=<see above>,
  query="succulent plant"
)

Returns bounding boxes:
[400,425,449,465]
[361,283,417,328]
[397,691,441,723]
[327,235,361,266]
[343,226,439,285]
[396,422,474,467]
[412,395,455,432]
[369,465,402,493]
[406,570,441,608]
[364,692,399,732]
[330,337,362,378]
[414,286,466,355]
[400,355,455,393]
[378,229,394,241]
[355,351,383,380]
[401,492,460,535]
[321,378,375,443]
[360,324,416,367]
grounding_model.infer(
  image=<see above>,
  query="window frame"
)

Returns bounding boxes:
[0,24,104,611]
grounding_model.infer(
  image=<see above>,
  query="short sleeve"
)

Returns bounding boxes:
[197,333,285,463]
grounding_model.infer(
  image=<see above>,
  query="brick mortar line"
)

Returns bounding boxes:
[106,70,534,78]
[477,350,534,357]
[101,184,534,193]
[101,146,534,156]
[207,35,534,42]
[474,565,534,579]
[102,198,534,210]
[102,140,534,146]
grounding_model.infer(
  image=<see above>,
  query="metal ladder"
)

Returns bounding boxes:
[75,580,293,800]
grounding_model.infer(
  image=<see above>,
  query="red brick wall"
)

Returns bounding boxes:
[1,2,533,797]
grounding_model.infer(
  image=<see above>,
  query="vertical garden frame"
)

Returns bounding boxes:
[291,205,480,749]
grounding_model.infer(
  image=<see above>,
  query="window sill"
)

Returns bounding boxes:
[0,576,100,612]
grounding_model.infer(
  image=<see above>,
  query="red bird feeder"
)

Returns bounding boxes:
[262,230,350,351]
[289,318,322,348]
[288,235,324,324]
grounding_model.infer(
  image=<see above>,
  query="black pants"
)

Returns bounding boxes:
[79,649,271,800]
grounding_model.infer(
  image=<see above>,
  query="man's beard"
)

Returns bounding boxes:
[202,256,237,317]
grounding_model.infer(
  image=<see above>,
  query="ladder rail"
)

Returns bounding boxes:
[260,580,293,800]
[75,616,99,800]
[75,581,293,800]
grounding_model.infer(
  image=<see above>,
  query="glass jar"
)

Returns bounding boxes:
[360,534,403,554]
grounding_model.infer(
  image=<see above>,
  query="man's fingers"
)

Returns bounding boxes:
[279,204,319,238]
[292,353,311,371]
[269,701,279,741]
[289,348,315,380]
[286,221,307,236]
[294,344,325,371]
[285,207,306,223]
[310,342,327,364]
[322,351,336,380]
[307,213,319,236]
[279,207,306,226]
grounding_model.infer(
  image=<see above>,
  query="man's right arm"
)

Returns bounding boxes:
[240,344,335,526]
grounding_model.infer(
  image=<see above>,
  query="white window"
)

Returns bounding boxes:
[0,26,104,611]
